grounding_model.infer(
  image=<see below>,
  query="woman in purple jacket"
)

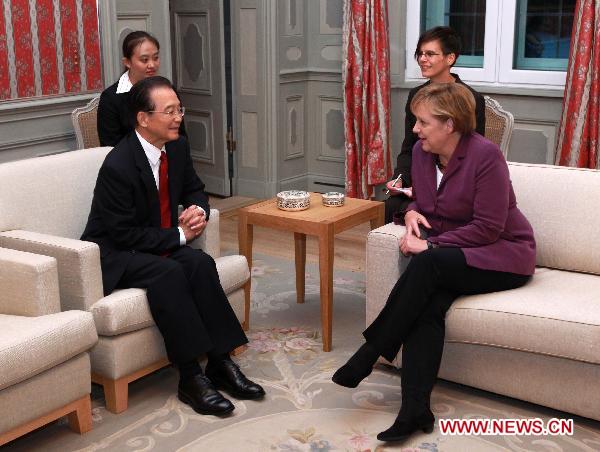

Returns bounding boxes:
[333,83,536,442]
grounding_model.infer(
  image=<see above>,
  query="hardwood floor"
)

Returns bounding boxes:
[210,196,370,273]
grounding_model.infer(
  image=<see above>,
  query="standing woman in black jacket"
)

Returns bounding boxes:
[97,31,186,146]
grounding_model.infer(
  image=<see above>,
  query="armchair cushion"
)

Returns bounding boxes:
[0,230,103,312]
[0,310,97,390]
[0,247,60,317]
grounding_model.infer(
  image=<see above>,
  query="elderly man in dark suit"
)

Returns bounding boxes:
[82,76,264,416]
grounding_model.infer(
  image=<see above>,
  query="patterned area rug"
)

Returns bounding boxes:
[6,254,600,451]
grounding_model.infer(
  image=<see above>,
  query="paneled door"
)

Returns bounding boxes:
[170,0,229,195]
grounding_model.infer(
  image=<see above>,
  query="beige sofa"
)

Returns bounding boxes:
[0,247,98,446]
[0,147,250,414]
[366,162,600,421]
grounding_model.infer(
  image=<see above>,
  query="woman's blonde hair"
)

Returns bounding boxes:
[410,83,476,134]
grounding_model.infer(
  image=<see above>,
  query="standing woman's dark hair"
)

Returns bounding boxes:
[122,31,160,61]
[97,30,185,146]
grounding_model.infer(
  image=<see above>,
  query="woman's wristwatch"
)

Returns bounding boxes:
[426,239,438,250]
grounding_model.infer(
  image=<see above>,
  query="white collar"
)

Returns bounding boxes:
[135,130,165,166]
[116,71,133,94]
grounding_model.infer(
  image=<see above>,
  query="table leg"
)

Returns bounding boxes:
[370,204,385,229]
[318,224,334,352]
[294,232,306,303]
[238,210,254,330]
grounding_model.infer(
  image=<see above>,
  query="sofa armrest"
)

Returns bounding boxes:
[0,247,60,316]
[0,230,103,312]
[189,208,220,258]
[365,224,412,327]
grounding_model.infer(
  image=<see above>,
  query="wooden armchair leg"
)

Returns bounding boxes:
[232,345,247,356]
[67,395,93,433]
[0,395,93,446]
[243,280,251,331]
[91,359,169,414]
[102,377,129,414]
[92,373,129,414]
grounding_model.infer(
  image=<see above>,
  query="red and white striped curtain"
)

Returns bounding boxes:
[0,0,103,101]
[342,0,392,199]
[555,0,600,168]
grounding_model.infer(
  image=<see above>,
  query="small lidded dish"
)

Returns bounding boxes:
[276,190,310,211]
[322,191,345,207]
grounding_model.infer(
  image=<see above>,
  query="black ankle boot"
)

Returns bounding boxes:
[377,407,434,442]
[332,342,379,388]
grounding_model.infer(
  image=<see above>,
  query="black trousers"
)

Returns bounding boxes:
[384,194,411,224]
[115,246,248,364]
[363,248,530,401]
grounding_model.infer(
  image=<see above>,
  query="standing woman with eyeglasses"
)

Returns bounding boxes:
[385,26,486,224]
[97,30,186,146]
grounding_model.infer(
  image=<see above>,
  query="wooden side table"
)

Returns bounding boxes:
[238,192,384,351]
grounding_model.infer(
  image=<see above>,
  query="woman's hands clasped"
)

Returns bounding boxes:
[400,210,431,256]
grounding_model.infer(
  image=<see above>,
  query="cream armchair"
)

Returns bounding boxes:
[0,247,98,446]
[0,147,250,414]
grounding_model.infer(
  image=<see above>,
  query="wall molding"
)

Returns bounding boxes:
[0,132,75,152]
[0,93,97,118]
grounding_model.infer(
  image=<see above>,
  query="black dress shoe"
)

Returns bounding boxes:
[178,374,234,415]
[377,409,435,442]
[205,359,265,400]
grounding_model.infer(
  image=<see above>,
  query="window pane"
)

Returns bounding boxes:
[421,0,486,68]
[514,0,575,71]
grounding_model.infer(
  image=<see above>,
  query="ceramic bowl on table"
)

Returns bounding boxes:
[322,192,345,207]
[276,190,310,211]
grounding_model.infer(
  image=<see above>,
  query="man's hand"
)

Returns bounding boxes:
[179,205,207,242]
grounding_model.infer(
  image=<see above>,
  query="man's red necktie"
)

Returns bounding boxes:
[159,152,171,228]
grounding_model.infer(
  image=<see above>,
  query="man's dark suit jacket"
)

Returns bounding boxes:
[81,132,209,294]
[97,80,187,147]
[393,74,486,186]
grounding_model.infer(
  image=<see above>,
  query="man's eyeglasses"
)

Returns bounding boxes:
[415,51,442,60]
[146,107,186,117]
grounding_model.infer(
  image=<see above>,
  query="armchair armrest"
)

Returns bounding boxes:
[189,208,220,258]
[0,247,60,316]
[0,230,103,312]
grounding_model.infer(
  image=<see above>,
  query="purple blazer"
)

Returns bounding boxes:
[408,133,536,275]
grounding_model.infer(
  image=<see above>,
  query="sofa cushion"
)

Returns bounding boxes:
[92,256,249,336]
[446,267,600,364]
[508,162,600,275]
[0,310,97,390]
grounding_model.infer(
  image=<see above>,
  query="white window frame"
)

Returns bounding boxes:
[405,0,568,89]
[498,1,567,86]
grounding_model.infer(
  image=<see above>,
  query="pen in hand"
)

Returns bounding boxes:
[384,174,402,195]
